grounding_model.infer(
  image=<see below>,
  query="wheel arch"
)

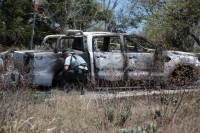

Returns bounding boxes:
[169,64,197,86]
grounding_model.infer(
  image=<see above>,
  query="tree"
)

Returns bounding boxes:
[0,0,33,48]
[113,0,167,32]
[0,0,120,48]
[143,0,200,51]
[37,0,118,33]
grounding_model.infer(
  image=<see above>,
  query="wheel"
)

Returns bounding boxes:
[170,66,195,86]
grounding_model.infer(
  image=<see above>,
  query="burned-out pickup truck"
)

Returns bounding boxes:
[13,30,200,88]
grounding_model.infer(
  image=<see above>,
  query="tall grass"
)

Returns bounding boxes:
[0,86,199,133]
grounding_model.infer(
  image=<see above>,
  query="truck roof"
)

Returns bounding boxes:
[83,32,114,36]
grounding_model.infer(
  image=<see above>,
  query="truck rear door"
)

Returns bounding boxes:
[92,36,124,81]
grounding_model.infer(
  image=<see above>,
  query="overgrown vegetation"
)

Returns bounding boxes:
[141,0,200,51]
[0,86,200,132]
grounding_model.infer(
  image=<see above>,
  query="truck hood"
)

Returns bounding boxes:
[169,50,196,57]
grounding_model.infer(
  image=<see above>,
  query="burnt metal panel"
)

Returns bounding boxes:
[124,53,156,80]
[93,51,124,81]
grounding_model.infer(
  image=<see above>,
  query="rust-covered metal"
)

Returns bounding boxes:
[7,30,200,87]
[0,51,22,88]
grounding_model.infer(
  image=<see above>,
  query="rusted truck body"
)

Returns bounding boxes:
[12,30,200,87]
[0,51,22,88]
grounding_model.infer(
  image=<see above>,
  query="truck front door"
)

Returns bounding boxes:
[124,35,164,81]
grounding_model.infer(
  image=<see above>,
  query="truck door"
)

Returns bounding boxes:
[124,35,164,80]
[56,36,90,67]
[93,36,124,81]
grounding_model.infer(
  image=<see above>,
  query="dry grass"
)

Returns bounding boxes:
[0,87,200,133]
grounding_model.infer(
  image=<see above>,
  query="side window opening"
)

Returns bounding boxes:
[109,37,121,51]
[57,38,73,50]
[125,37,138,52]
[57,37,85,51]
[72,38,82,50]
[93,36,121,52]
[125,36,156,53]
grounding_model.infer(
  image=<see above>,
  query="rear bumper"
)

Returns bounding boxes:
[0,69,21,88]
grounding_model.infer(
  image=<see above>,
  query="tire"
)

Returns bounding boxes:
[170,66,195,86]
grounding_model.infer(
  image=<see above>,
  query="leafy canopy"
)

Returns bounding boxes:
[0,0,33,48]
[143,0,200,51]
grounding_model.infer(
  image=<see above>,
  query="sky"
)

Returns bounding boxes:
[113,0,143,34]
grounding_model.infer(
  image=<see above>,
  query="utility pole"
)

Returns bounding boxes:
[0,0,3,9]
[101,0,106,30]
[30,0,39,50]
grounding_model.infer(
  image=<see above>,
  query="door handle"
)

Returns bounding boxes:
[96,55,106,59]
[129,56,137,59]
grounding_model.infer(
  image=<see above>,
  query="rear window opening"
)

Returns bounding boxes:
[93,36,121,52]
[55,36,87,52]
